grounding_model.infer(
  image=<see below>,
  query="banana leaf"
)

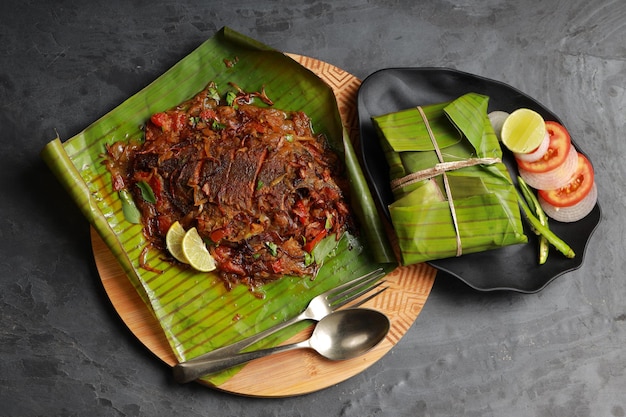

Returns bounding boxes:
[372,93,527,265]
[41,27,394,386]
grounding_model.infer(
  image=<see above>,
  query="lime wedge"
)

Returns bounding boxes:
[165,221,189,263]
[501,108,546,154]
[182,227,217,272]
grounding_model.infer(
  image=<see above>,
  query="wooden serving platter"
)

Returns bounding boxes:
[92,55,437,397]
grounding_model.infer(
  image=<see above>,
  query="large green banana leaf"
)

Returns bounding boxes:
[41,27,394,385]
[373,93,527,266]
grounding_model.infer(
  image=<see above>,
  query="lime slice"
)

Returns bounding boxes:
[501,108,546,154]
[182,227,217,272]
[165,221,188,263]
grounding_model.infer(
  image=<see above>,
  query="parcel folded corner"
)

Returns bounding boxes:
[372,92,527,266]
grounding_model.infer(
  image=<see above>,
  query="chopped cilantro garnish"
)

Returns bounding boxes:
[265,241,278,256]
[208,85,221,101]
[212,120,226,130]
[226,91,237,106]
[304,252,315,266]
[325,213,333,230]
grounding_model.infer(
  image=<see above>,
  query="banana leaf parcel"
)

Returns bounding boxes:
[372,93,527,265]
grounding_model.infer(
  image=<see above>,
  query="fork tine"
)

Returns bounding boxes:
[325,267,384,299]
[329,280,387,309]
[327,268,386,307]
[328,268,385,300]
[350,285,389,309]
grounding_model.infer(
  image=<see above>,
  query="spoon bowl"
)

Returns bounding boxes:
[173,308,390,383]
[310,308,390,360]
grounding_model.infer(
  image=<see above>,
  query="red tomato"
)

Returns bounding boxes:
[150,111,187,132]
[538,153,594,207]
[150,112,170,129]
[200,109,218,121]
[292,199,309,224]
[303,228,327,253]
[210,227,230,243]
[157,215,172,237]
[271,258,286,274]
[111,173,126,191]
[516,121,571,173]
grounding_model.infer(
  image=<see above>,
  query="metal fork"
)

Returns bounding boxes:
[175,267,387,370]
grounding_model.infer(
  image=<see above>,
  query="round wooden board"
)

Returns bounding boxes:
[93,55,437,397]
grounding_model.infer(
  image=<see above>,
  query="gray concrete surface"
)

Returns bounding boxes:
[2,0,625,416]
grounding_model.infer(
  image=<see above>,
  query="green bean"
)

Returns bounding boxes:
[517,177,550,264]
[538,234,550,264]
[517,192,575,259]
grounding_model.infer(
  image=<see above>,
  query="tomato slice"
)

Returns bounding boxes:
[516,121,571,173]
[538,153,594,207]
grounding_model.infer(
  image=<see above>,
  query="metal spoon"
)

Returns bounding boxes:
[173,308,390,383]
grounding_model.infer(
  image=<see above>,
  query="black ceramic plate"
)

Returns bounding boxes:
[357,67,601,293]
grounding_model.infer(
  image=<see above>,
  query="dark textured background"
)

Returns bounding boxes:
[2,0,624,416]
